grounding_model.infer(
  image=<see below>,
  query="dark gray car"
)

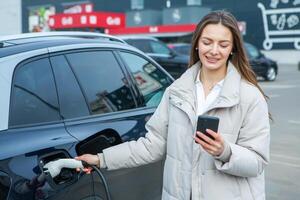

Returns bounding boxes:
[121,36,189,79]
[0,32,173,200]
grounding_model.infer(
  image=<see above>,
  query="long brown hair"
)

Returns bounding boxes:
[189,10,270,105]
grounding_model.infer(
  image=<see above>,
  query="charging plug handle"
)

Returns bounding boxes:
[43,159,84,178]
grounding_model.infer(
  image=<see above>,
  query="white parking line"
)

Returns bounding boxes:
[288,120,300,125]
[271,153,300,161]
[261,85,297,89]
[270,153,300,168]
[268,94,280,98]
[270,160,300,168]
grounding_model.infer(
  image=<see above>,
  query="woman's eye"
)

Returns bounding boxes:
[220,45,229,48]
[220,43,231,48]
[203,41,210,45]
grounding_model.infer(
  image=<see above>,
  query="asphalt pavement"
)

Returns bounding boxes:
[259,64,300,200]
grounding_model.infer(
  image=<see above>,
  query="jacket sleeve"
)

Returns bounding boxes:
[215,92,270,177]
[100,89,170,170]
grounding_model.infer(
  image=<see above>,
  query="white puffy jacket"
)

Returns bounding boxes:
[100,61,270,200]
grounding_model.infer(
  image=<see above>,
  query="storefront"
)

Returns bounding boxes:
[21,0,300,50]
[48,4,126,33]
[22,0,130,33]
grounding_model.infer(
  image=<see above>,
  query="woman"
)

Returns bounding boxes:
[76,10,270,200]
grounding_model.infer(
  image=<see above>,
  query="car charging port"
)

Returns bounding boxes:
[38,151,78,189]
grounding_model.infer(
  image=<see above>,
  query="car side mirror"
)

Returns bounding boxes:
[169,50,177,58]
[258,52,265,58]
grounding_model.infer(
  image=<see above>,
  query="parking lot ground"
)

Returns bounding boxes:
[259,64,300,200]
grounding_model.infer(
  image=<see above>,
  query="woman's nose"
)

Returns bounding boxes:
[210,44,219,55]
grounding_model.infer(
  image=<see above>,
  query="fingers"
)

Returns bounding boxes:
[75,154,91,164]
[195,131,217,145]
[194,134,215,151]
[75,166,92,174]
[194,131,224,156]
[75,156,81,161]
[75,155,87,161]
[76,154,99,166]
[206,129,222,142]
[75,155,93,174]
[83,167,93,174]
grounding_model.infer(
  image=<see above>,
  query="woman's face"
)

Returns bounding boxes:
[197,23,233,71]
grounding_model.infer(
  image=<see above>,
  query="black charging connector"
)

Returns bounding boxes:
[82,161,112,200]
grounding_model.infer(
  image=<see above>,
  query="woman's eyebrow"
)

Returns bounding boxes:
[200,37,212,40]
[220,40,231,43]
[200,37,231,43]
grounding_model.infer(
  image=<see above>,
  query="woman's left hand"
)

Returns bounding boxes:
[194,129,224,156]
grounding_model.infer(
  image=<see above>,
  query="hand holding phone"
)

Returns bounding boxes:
[195,115,219,142]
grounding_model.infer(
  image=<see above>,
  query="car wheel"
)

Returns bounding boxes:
[264,67,276,81]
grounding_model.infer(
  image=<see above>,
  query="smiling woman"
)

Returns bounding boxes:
[197,23,233,97]
[77,11,270,200]
[187,11,271,199]
[198,24,233,69]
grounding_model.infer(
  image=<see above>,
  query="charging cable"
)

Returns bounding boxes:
[43,158,111,200]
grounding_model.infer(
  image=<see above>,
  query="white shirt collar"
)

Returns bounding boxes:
[195,69,224,115]
[195,69,225,88]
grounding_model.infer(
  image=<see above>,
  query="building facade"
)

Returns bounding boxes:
[0,0,21,36]
[21,0,300,50]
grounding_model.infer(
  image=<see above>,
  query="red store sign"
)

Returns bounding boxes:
[48,12,125,29]
[63,3,94,14]
[105,24,197,35]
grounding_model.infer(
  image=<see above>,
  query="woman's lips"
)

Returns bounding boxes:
[205,56,219,63]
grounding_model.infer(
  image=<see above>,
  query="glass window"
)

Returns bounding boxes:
[150,41,171,55]
[131,0,144,10]
[50,55,90,119]
[119,52,172,107]
[187,0,202,6]
[125,39,152,53]
[174,45,191,55]
[66,51,136,115]
[245,43,260,59]
[10,58,60,126]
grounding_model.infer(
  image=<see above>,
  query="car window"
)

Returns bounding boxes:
[150,41,171,55]
[125,39,152,53]
[50,55,90,119]
[245,43,259,59]
[119,51,172,107]
[66,51,136,115]
[9,58,61,127]
[174,45,190,55]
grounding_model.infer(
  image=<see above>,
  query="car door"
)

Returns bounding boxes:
[0,56,94,200]
[115,50,174,200]
[51,49,165,200]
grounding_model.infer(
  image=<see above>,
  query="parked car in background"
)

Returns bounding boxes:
[120,36,189,79]
[0,32,174,200]
[168,42,278,81]
[167,43,191,56]
[244,42,278,81]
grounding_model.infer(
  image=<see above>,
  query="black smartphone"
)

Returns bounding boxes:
[195,115,219,142]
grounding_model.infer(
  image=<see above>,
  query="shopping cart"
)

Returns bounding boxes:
[258,2,300,50]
